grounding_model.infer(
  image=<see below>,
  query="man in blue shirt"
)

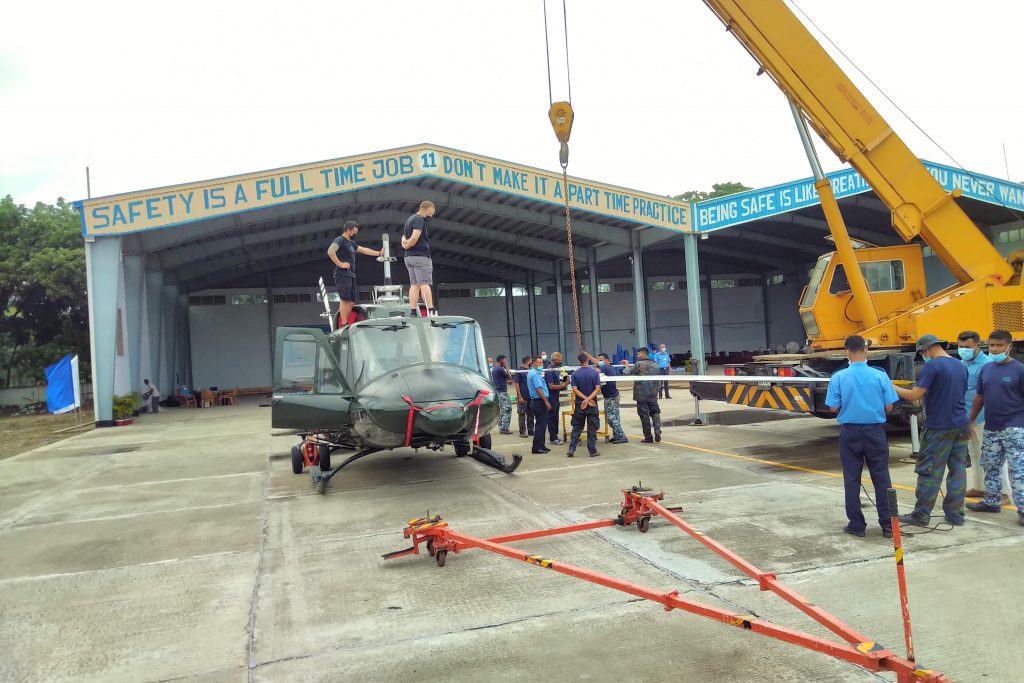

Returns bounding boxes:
[566,354,602,458]
[491,355,513,435]
[967,329,1024,525]
[958,331,1010,502]
[526,356,552,454]
[893,334,970,526]
[544,352,569,446]
[515,355,535,438]
[652,344,672,399]
[825,335,899,537]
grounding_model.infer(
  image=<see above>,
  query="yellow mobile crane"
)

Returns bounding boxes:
[691,0,1023,420]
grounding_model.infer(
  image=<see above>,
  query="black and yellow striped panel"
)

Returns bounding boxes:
[724,383,812,414]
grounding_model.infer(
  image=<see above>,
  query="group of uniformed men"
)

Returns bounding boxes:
[487,347,673,457]
[826,330,1024,537]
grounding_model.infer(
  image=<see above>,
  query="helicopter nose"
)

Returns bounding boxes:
[416,405,468,436]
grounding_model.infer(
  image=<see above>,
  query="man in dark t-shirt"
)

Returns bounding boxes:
[967,329,1024,524]
[515,355,535,437]
[544,352,569,445]
[894,334,970,526]
[326,221,383,326]
[567,353,602,457]
[491,355,513,434]
[401,200,437,316]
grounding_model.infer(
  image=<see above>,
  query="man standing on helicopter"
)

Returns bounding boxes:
[327,221,384,326]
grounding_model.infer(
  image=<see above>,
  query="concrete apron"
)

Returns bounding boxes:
[0,397,1020,681]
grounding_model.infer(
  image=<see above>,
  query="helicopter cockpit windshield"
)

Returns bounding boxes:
[347,323,423,389]
[424,319,486,374]
[345,318,487,390]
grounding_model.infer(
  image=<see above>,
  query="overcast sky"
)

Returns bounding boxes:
[2,1,1021,207]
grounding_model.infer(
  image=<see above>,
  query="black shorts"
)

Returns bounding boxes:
[335,276,358,303]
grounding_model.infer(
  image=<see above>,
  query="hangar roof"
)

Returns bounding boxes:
[74,145,1024,290]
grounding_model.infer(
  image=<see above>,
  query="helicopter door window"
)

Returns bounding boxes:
[317,346,344,394]
[279,333,317,393]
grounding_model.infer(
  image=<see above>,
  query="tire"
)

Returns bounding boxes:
[637,516,651,533]
[478,433,492,450]
[435,550,448,567]
[291,445,304,474]
[318,444,332,471]
[454,440,470,457]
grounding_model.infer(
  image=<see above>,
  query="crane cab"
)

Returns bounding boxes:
[798,244,927,349]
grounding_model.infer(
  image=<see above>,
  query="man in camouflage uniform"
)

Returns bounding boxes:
[583,352,628,444]
[966,329,1024,526]
[893,335,970,526]
[623,347,662,443]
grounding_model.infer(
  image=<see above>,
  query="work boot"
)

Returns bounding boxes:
[499,430,513,435]
[882,528,893,539]
[550,438,564,445]
[966,501,1001,513]
[566,450,574,458]
[944,515,965,527]
[898,514,927,527]
[518,431,527,438]
[641,437,654,444]
[843,525,866,538]
[589,450,600,458]
[655,432,662,443]
[610,437,628,444]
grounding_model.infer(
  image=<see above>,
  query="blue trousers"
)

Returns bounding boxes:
[838,424,892,531]
[531,398,549,451]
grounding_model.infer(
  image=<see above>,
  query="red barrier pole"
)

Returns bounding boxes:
[887,488,915,662]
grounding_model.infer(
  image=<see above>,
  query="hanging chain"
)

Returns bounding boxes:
[561,167,584,354]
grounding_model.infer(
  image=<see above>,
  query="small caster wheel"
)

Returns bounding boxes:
[426,539,436,557]
[435,550,448,567]
[637,516,651,533]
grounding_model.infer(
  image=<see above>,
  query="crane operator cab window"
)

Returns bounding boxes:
[828,260,905,295]
[424,319,487,374]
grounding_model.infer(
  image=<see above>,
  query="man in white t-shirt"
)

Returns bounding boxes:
[143,379,161,414]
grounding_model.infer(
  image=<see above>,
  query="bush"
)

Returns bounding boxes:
[112,393,139,420]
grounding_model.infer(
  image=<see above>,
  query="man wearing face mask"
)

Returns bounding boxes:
[584,351,628,444]
[544,352,569,445]
[401,200,437,317]
[966,329,1024,525]
[539,351,550,369]
[515,355,535,438]
[526,355,552,454]
[893,335,970,527]
[825,335,898,537]
[327,220,385,326]
[653,344,672,399]
[958,331,1010,504]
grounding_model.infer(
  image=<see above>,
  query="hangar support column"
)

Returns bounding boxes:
[684,233,706,376]
[588,248,602,354]
[85,237,122,424]
[122,253,145,394]
[145,271,164,388]
[161,284,179,394]
[527,273,539,355]
[554,262,567,355]
[631,229,648,349]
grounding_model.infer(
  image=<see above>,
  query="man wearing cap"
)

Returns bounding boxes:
[825,335,898,538]
[327,221,384,326]
[491,355,514,435]
[893,334,970,527]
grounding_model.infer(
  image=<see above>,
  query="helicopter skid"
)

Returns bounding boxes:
[471,446,523,474]
[310,448,381,494]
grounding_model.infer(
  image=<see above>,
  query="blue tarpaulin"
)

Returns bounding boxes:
[45,354,80,414]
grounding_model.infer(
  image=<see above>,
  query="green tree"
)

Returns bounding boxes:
[674,181,753,203]
[0,196,89,387]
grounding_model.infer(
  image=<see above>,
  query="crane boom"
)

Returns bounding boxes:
[702,0,1012,286]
